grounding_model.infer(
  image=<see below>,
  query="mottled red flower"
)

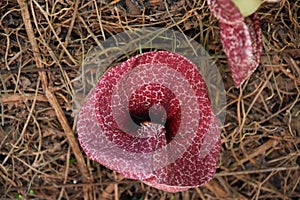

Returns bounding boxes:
[207,0,280,87]
[77,51,221,192]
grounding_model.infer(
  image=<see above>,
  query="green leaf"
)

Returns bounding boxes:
[69,158,75,164]
[231,0,262,17]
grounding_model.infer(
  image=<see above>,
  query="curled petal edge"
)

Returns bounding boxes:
[206,0,244,24]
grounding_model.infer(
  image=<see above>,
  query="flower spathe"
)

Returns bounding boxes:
[77,51,221,192]
[207,0,280,87]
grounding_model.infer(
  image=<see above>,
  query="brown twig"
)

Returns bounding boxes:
[16,1,93,199]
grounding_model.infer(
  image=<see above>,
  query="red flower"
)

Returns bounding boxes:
[207,0,280,87]
[77,51,221,192]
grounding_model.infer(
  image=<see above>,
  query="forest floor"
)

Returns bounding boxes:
[0,0,299,199]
